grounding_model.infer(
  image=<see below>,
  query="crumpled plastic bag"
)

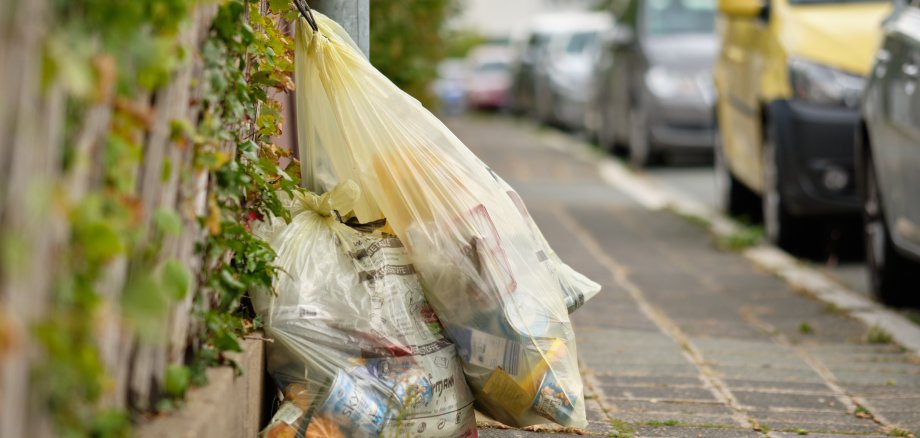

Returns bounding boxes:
[294,13,599,428]
[254,182,477,438]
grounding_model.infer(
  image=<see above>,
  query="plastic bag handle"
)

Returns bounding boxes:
[292,0,319,32]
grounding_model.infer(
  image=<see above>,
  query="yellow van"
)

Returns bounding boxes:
[714,0,891,252]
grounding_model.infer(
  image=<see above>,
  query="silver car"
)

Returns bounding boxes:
[509,12,614,123]
[545,26,611,130]
[590,0,717,167]
[856,0,920,306]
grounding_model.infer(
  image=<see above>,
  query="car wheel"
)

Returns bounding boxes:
[534,84,555,125]
[628,105,661,168]
[584,104,599,143]
[714,130,760,220]
[863,150,915,306]
[598,104,627,155]
[762,119,810,252]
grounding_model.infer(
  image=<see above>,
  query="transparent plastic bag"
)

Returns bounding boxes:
[254,182,477,438]
[294,14,599,428]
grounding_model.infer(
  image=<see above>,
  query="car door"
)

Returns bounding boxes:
[716,0,768,192]
[893,2,920,249]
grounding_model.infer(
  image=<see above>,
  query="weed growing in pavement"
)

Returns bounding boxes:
[904,310,920,327]
[886,379,898,386]
[824,303,845,315]
[888,427,913,437]
[799,322,815,334]
[854,404,873,419]
[796,428,809,435]
[608,418,635,438]
[866,325,894,344]
[716,225,764,251]
[644,419,681,427]
[799,322,815,335]
[672,209,710,229]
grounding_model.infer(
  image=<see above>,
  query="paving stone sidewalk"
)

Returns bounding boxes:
[449,116,920,438]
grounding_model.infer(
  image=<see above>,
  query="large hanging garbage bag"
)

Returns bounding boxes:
[294,13,598,428]
[254,182,477,438]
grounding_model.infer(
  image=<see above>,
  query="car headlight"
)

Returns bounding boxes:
[645,67,712,101]
[788,58,865,109]
[645,67,683,98]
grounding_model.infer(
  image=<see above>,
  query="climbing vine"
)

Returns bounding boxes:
[30,0,299,435]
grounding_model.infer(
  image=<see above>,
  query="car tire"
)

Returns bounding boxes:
[534,83,555,125]
[862,149,916,306]
[715,130,760,220]
[762,119,811,253]
[629,105,662,168]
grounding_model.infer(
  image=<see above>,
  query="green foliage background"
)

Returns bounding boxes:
[369,0,458,107]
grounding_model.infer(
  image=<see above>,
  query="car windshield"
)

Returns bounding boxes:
[566,32,599,54]
[476,62,508,73]
[644,0,716,35]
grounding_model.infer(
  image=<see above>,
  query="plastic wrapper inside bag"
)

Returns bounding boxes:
[254,182,477,438]
[294,13,599,428]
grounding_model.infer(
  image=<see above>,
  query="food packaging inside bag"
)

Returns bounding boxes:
[294,13,600,427]
[255,183,477,438]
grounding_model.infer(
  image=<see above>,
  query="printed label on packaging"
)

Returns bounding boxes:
[272,402,304,426]
[531,370,576,424]
[274,304,324,322]
[450,326,521,375]
[315,370,390,436]
[384,400,477,438]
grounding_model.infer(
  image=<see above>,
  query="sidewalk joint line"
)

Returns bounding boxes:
[740,309,892,431]
[550,204,766,435]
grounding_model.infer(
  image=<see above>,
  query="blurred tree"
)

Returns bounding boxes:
[369,0,458,107]
[444,28,489,59]
[594,0,632,16]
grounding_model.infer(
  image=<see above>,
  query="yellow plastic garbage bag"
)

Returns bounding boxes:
[294,13,599,428]
[254,182,477,438]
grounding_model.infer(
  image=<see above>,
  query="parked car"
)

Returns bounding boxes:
[465,45,513,110]
[856,0,920,305]
[508,12,613,123]
[589,0,718,167]
[433,58,469,116]
[714,0,891,253]
[544,19,613,130]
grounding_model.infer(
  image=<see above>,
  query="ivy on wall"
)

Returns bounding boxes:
[27,1,299,435]
[9,1,461,436]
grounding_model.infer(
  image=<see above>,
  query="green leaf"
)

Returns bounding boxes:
[75,221,124,264]
[219,268,246,291]
[268,0,289,14]
[160,157,173,182]
[154,208,182,236]
[164,364,191,398]
[213,330,242,352]
[161,259,190,300]
[122,272,169,343]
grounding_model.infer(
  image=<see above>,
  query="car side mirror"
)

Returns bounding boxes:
[718,0,766,18]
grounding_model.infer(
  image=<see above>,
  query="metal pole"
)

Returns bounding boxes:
[312,0,369,57]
